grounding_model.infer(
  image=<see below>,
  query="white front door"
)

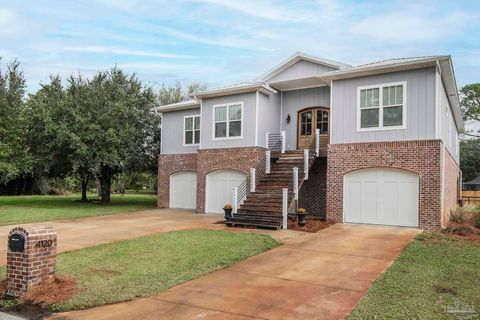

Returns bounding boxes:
[206,170,246,213]
[344,168,419,227]
[170,171,197,209]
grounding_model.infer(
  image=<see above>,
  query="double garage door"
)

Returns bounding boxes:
[344,168,419,227]
[169,170,246,213]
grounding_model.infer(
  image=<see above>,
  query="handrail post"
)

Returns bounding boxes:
[265,131,269,149]
[281,131,286,154]
[250,168,256,193]
[265,150,271,174]
[233,187,238,214]
[304,149,309,180]
[282,188,288,229]
[315,128,320,157]
[293,167,299,200]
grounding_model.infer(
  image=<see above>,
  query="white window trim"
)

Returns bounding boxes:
[183,115,200,147]
[356,81,407,132]
[212,102,244,140]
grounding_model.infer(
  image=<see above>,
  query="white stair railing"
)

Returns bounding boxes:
[293,167,299,200]
[315,128,320,157]
[250,168,256,192]
[282,188,288,229]
[265,150,271,173]
[233,187,238,214]
[303,149,309,180]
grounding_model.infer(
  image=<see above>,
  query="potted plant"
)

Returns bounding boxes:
[297,208,307,226]
[223,203,233,220]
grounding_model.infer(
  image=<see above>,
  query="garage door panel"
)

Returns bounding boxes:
[170,171,197,209]
[345,168,418,227]
[206,170,246,214]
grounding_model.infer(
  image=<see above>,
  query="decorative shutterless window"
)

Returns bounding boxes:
[358,82,406,130]
[184,115,200,145]
[213,103,242,139]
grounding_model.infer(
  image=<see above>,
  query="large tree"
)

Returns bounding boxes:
[0,59,30,194]
[87,68,157,203]
[460,139,480,182]
[157,81,207,105]
[460,83,480,138]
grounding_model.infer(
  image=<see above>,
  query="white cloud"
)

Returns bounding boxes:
[99,0,139,11]
[63,46,194,59]
[351,8,470,42]
[0,8,30,39]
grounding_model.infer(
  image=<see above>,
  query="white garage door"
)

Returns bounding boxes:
[170,171,197,209]
[206,170,246,213]
[344,168,419,227]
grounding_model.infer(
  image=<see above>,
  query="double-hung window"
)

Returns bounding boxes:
[213,103,242,139]
[184,115,200,145]
[358,82,406,130]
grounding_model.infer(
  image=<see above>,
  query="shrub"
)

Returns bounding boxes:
[450,205,479,223]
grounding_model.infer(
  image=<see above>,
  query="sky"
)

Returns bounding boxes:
[0,0,479,94]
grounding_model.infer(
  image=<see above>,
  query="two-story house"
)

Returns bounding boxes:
[156,53,462,231]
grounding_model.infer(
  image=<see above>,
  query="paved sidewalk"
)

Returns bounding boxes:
[48,223,421,320]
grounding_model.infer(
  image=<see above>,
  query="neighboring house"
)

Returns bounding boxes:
[156,52,462,231]
[464,176,480,191]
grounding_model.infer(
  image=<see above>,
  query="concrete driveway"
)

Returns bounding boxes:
[49,221,421,320]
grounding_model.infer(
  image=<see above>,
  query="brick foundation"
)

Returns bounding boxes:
[327,140,442,230]
[6,226,57,297]
[196,147,265,213]
[157,147,265,213]
[157,153,197,208]
[299,157,327,219]
[442,149,460,226]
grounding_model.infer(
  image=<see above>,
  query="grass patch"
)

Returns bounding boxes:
[349,233,480,320]
[0,192,157,226]
[0,229,279,312]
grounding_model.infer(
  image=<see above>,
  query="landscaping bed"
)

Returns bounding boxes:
[0,192,157,226]
[287,217,334,233]
[0,229,279,318]
[348,232,480,319]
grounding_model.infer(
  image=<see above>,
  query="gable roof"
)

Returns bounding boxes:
[193,82,277,99]
[257,52,350,82]
[154,99,200,113]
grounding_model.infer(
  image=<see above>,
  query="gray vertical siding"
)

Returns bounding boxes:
[200,92,256,149]
[161,108,200,154]
[268,60,337,83]
[257,92,281,147]
[331,67,436,144]
[439,79,459,162]
[281,87,330,150]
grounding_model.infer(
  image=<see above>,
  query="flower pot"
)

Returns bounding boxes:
[297,213,307,226]
[224,208,233,220]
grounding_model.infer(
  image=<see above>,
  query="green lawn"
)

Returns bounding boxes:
[0,229,279,312]
[349,233,480,320]
[0,192,157,226]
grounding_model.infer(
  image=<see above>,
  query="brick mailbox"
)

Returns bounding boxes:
[6,226,57,297]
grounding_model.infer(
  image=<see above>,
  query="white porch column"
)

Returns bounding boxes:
[304,149,309,180]
[265,151,271,174]
[315,128,320,157]
[250,168,256,193]
[232,187,238,214]
[281,131,286,153]
[293,167,299,200]
[265,131,269,149]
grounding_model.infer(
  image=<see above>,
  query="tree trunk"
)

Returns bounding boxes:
[99,166,112,204]
[81,176,89,202]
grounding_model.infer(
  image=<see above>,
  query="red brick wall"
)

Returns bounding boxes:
[6,226,57,297]
[299,157,327,219]
[157,147,265,213]
[196,147,265,213]
[327,140,442,230]
[443,149,460,226]
[157,153,197,208]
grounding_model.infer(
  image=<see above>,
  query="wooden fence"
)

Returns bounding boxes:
[460,191,480,206]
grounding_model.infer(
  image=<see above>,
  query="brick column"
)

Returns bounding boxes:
[6,226,57,298]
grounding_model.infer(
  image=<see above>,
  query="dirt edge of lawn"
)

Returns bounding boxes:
[0,229,281,319]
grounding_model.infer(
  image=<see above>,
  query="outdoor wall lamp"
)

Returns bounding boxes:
[286,114,291,123]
